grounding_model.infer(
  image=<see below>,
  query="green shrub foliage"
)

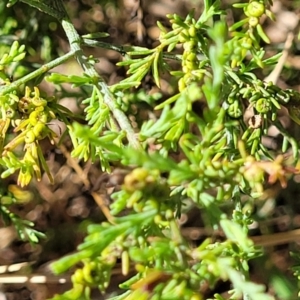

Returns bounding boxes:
[1,0,300,299]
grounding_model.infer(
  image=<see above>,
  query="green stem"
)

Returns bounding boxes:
[0,51,75,95]
[82,39,182,61]
[82,39,126,55]
[61,20,141,150]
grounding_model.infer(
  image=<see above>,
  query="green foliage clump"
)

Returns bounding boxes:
[1,0,300,299]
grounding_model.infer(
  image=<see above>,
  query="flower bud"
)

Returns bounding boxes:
[246,1,265,18]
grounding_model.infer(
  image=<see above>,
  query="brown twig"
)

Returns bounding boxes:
[251,228,300,247]
[264,32,295,84]
[91,191,115,224]
[58,143,114,223]
[58,144,90,190]
[181,226,300,247]
[0,274,70,284]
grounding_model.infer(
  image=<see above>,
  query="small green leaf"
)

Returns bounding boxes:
[220,219,253,251]
[82,32,109,39]
[152,51,161,88]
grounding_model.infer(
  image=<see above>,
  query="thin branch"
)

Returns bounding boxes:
[91,191,114,224]
[58,143,114,223]
[61,17,142,150]
[83,39,182,61]
[58,143,90,190]
[0,51,75,94]
[251,228,300,247]
[0,262,32,274]
[264,32,295,84]
[0,274,70,284]
[82,39,126,55]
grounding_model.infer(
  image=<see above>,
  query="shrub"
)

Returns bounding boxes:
[1,0,300,299]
